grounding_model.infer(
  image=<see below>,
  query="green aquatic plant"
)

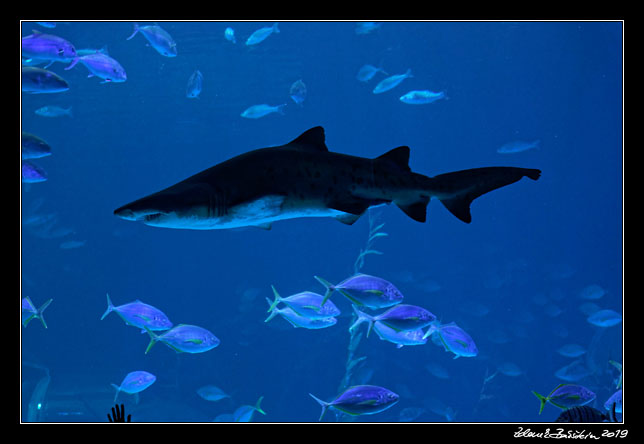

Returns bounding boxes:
[353,210,388,275]
[336,208,388,421]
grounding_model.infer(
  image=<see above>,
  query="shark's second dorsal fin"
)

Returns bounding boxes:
[287,126,328,152]
[376,146,411,172]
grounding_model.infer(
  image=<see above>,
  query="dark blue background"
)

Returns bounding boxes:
[21,21,622,422]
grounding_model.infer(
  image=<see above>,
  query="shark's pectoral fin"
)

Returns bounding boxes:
[395,197,429,223]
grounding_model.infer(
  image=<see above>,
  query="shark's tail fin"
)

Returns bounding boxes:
[428,167,541,223]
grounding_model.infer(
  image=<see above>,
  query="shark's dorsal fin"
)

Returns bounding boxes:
[287,126,328,152]
[376,146,410,171]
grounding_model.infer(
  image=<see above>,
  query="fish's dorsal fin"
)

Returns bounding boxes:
[287,126,328,152]
[376,146,410,171]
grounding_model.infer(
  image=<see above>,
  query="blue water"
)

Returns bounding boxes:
[20,21,623,423]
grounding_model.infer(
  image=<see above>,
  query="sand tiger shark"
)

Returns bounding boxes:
[114,126,540,230]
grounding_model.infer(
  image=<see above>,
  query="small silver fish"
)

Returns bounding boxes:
[224,27,236,44]
[240,103,286,119]
[497,140,540,154]
[186,70,203,98]
[126,23,177,57]
[289,79,307,105]
[356,64,387,82]
[373,69,413,94]
[35,105,72,118]
[245,22,279,46]
[399,90,446,105]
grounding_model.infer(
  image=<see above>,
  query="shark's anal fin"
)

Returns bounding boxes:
[432,167,541,223]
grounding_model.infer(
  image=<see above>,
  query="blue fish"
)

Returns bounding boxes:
[532,383,596,414]
[556,343,587,358]
[368,321,427,348]
[355,22,381,35]
[426,322,478,359]
[314,274,404,309]
[100,293,172,333]
[35,105,72,118]
[197,385,230,402]
[111,371,156,402]
[22,161,47,183]
[126,23,177,57]
[233,396,266,422]
[144,324,220,354]
[497,140,540,154]
[67,52,126,83]
[22,296,53,328]
[578,284,606,300]
[224,27,236,44]
[350,304,436,336]
[373,69,413,94]
[399,90,446,105]
[245,23,279,46]
[21,30,77,68]
[309,385,398,421]
[554,359,593,382]
[22,132,52,159]
[289,79,307,106]
[268,286,340,319]
[586,309,622,327]
[356,64,387,82]
[22,67,69,94]
[240,103,286,119]
[264,298,337,329]
[186,70,203,98]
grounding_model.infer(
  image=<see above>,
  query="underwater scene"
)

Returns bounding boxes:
[20,21,623,424]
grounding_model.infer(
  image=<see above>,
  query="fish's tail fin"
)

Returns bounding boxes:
[349,305,375,338]
[111,383,121,403]
[425,167,541,223]
[66,107,73,118]
[422,321,440,340]
[36,298,53,328]
[531,390,548,415]
[309,393,330,421]
[314,276,335,306]
[126,23,140,40]
[64,57,79,71]
[276,104,287,115]
[268,285,282,313]
[272,22,280,33]
[254,396,266,415]
[143,326,160,354]
[101,293,115,320]
[264,298,280,323]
